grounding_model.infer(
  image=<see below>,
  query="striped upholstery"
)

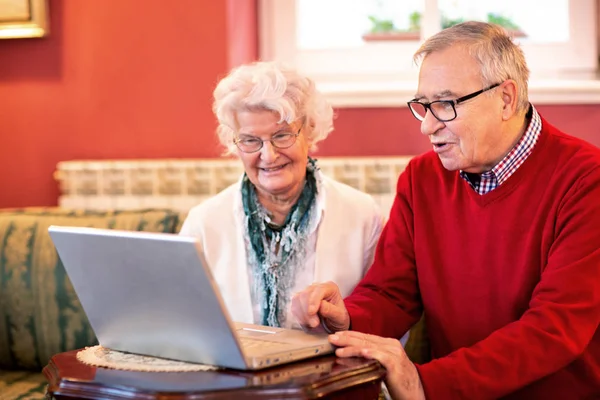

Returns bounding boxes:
[0,208,183,399]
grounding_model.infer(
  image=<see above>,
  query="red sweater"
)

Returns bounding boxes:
[346,118,600,399]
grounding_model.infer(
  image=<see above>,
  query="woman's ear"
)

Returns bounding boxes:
[500,80,518,120]
[300,120,315,149]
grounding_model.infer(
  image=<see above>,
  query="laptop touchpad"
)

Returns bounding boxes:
[237,327,277,337]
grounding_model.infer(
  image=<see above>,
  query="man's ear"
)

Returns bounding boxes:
[500,80,518,120]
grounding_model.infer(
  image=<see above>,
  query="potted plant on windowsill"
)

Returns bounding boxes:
[362,11,421,42]
[363,11,526,43]
[442,13,526,38]
[486,13,526,38]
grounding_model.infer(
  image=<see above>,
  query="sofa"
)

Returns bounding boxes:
[0,207,428,399]
[0,208,184,399]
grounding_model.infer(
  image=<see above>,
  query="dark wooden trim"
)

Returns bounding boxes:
[44,350,386,400]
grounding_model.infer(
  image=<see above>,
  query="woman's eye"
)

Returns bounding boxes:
[241,139,260,145]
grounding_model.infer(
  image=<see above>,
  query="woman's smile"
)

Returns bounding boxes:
[259,163,289,175]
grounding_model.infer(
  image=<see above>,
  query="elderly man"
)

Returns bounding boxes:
[292,21,600,399]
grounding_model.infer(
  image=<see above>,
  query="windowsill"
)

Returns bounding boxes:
[319,77,600,108]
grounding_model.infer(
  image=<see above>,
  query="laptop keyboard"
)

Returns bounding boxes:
[239,337,295,352]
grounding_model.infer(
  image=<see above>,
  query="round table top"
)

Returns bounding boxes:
[43,349,386,400]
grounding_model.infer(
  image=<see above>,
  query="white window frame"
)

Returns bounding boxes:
[259,0,600,107]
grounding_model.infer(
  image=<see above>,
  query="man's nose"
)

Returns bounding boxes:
[420,110,445,136]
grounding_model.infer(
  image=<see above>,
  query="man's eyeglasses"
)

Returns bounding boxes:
[407,83,501,122]
[233,126,302,153]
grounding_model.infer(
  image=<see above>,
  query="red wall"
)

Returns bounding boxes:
[320,105,600,156]
[0,0,232,208]
[0,1,599,208]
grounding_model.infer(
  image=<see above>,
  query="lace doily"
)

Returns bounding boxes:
[77,345,220,372]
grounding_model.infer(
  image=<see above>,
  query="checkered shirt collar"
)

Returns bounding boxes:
[460,105,542,194]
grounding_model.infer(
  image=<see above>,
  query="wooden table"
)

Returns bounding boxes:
[43,350,386,399]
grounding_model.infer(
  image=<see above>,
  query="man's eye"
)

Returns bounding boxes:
[433,102,453,111]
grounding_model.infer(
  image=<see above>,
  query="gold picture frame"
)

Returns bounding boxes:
[0,0,49,39]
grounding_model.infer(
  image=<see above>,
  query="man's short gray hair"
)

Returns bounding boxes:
[414,21,530,113]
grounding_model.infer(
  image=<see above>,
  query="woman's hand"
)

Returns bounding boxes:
[330,331,426,400]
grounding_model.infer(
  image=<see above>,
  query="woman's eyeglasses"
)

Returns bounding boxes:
[234,127,302,153]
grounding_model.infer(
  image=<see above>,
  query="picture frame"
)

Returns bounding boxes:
[0,0,49,39]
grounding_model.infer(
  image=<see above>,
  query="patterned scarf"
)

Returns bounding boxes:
[241,158,318,327]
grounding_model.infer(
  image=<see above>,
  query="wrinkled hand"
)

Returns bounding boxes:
[291,281,350,333]
[330,331,425,400]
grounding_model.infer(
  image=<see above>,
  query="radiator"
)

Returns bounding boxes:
[54,157,413,215]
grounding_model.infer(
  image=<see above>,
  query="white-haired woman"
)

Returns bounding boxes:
[180,61,384,329]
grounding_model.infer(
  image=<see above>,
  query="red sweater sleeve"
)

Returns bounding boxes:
[416,167,600,398]
[345,161,423,338]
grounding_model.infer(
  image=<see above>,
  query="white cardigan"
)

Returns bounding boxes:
[179,174,384,327]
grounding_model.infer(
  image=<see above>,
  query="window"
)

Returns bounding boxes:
[259,0,600,106]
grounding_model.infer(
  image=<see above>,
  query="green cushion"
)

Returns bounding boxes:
[404,314,431,364]
[0,370,46,399]
[0,208,181,371]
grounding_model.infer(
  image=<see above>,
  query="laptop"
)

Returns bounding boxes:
[48,225,335,370]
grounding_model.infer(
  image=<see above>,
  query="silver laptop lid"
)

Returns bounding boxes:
[48,226,248,369]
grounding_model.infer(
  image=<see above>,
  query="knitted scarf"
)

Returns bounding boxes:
[241,158,318,327]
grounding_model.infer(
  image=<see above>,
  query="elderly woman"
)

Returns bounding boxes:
[180,61,383,329]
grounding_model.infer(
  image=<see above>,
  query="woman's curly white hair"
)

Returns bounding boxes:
[213,61,334,155]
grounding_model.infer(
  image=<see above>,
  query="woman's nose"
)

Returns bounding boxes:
[260,141,278,161]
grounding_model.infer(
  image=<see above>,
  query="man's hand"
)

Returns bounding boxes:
[291,281,350,333]
[330,331,426,400]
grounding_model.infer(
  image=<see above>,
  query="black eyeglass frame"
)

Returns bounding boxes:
[407,82,502,122]
[233,125,303,153]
